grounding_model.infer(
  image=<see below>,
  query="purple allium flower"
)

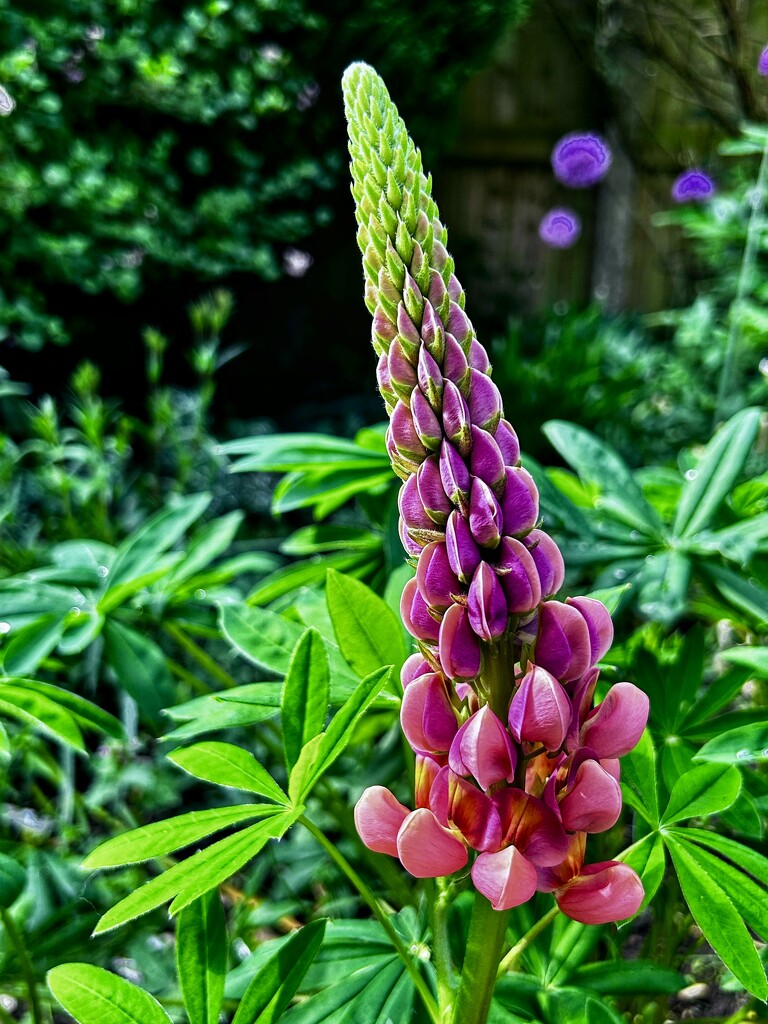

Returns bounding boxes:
[671,169,716,203]
[539,208,581,249]
[551,132,612,188]
[759,45,768,76]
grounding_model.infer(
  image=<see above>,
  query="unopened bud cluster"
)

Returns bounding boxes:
[343,63,648,923]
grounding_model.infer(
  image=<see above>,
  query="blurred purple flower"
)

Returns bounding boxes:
[538,208,581,249]
[671,169,716,203]
[551,132,612,187]
[759,45,768,76]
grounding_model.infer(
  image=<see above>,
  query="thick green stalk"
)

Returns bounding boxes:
[714,135,768,426]
[1,909,42,1024]
[496,904,560,977]
[451,892,510,1024]
[428,879,456,1022]
[299,815,440,1024]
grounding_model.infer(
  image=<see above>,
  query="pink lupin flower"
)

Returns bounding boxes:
[397,808,469,877]
[469,477,503,548]
[579,682,650,758]
[471,846,539,911]
[534,600,592,682]
[500,466,539,536]
[438,603,482,681]
[446,510,482,583]
[448,705,517,790]
[400,670,459,754]
[523,529,565,598]
[508,664,571,751]
[417,541,462,612]
[400,576,442,643]
[554,861,644,924]
[467,562,508,640]
[492,788,569,867]
[495,536,542,614]
[354,786,410,856]
[566,596,614,665]
[558,754,622,833]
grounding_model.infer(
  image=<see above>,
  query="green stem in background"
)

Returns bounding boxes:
[451,891,510,1024]
[163,621,238,690]
[714,134,768,427]
[299,815,440,1024]
[1,909,42,1024]
[497,904,560,977]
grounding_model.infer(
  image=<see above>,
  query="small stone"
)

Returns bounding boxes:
[676,982,709,1002]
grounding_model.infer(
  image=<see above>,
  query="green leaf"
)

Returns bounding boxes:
[679,664,751,729]
[273,469,392,517]
[94,812,300,934]
[283,958,409,1024]
[571,959,683,994]
[289,666,392,804]
[162,685,283,742]
[103,620,175,720]
[0,684,84,750]
[693,721,768,765]
[280,525,382,556]
[700,563,768,629]
[671,625,705,730]
[83,804,277,869]
[47,963,172,1024]
[673,408,762,538]
[635,551,691,626]
[661,763,741,825]
[245,552,375,607]
[665,835,768,1000]
[281,629,329,774]
[720,645,768,678]
[231,920,326,1024]
[221,433,389,472]
[615,833,666,918]
[177,888,227,1024]
[0,853,26,909]
[164,511,245,590]
[325,569,406,679]
[619,729,659,826]
[541,421,663,535]
[1,614,65,676]
[8,679,123,739]
[169,742,289,805]
[101,493,211,610]
[668,827,768,885]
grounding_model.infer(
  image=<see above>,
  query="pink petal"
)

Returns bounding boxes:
[471,846,538,910]
[524,530,565,598]
[580,682,650,758]
[438,603,482,681]
[449,705,516,790]
[556,862,644,924]
[535,600,592,682]
[417,540,462,611]
[495,536,541,614]
[447,772,503,852]
[508,664,572,751]
[467,561,508,640]
[567,596,614,664]
[354,786,410,856]
[414,753,444,808]
[400,576,442,643]
[397,808,469,878]
[400,672,458,754]
[559,758,622,833]
[493,789,569,867]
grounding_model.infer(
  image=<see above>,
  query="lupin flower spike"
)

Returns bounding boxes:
[343,61,648,925]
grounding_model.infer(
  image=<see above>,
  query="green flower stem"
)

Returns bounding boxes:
[496,904,560,977]
[163,621,238,689]
[451,891,510,1024]
[1,909,42,1024]
[428,878,455,1022]
[165,657,215,695]
[299,814,440,1024]
[714,134,768,427]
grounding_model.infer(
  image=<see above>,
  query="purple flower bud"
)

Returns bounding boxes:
[495,419,521,466]
[447,301,473,348]
[420,301,445,362]
[399,473,433,532]
[439,603,482,681]
[760,45,768,76]
[671,169,715,203]
[401,652,432,689]
[428,267,450,321]
[387,427,422,480]
[442,380,472,455]
[403,270,424,324]
[469,477,503,549]
[354,786,409,856]
[372,306,397,352]
[535,600,592,682]
[417,540,461,611]
[387,339,418,401]
[443,334,470,393]
[566,595,614,665]
[439,440,471,511]
[449,706,517,790]
[495,536,541,614]
[470,426,506,491]
[416,455,453,525]
[551,131,612,188]
[400,670,458,753]
[447,274,463,303]
[376,352,397,407]
[468,338,491,374]
[539,208,581,249]
[399,516,424,556]
[390,401,429,463]
[411,388,443,452]
[523,529,565,598]
[396,302,421,361]
[418,345,444,411]
[500,466,539,536]
[446,510,482,583]
[400,576,442,642]
[467,562,508,640]
[467,369,503,434]
[559,756,622,833]
[508,664,571,750]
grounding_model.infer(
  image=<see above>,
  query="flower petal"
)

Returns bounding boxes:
[354,786,410,856]
[471,846,538,910]
[397,808,468,878]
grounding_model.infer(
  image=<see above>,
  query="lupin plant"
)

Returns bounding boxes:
[343,61,650,1024]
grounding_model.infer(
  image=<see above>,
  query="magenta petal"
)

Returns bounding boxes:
[556,862,644,924]
[470,426,505,491]
[415,753,443,809]
[535,600,591,682]
[566,595,614,664]
[579,682,650,758]
[469,477,503,549]
[401,653,432,689]
[448,772,503,851]
[390,400,428,463]
[467,562,508,640]
[495,419,521,466]
[468,338,491,374]
[559,758,622,833]
[442,380,472,455]
[399,517,425,557]
[400,576,442,643]
[447,302,473,348]
[397,808,468,878]
[467,368,503,434]
[495,536,542,614]
[500,467,539,536]
[439,603,482,681]
[449,705,517,790]
[411,388,443,452]
[440,440,471,510]
[446,510,481,583]
[417,345,444,410]
[493,789,569,867]
[399,474,434,534]
[400,671,458,754]
[417,540,462,611]
[524,530,565,598]
[387,340,418,400]
[443,334,470,392]
[354,786,410,856]
[508,664,571,751]
[417,456,453,526]
[471,847,538,910]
